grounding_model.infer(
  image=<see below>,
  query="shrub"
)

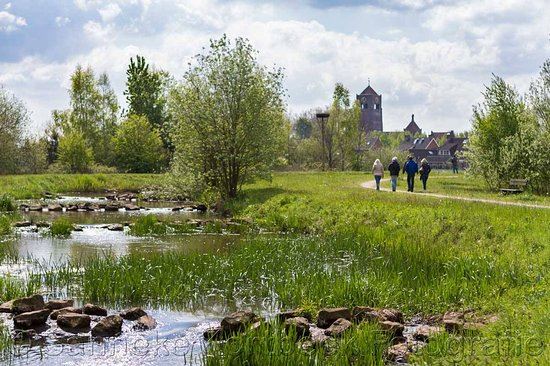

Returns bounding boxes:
[0,195,15,212]
[57,132,94,173]
[49,217,73,238]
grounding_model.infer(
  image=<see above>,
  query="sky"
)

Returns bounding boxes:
[0,0,549,134]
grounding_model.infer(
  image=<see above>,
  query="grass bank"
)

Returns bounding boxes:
[0,173,161,199]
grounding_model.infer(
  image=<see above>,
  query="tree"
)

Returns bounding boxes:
[170,35,286,198]
[67,65,101,145]
[57,132,93,173]
[294,114,313,139]
[114,115,165,173]
[125,55,172,152]
[18,138,48,174]
[93,73,120,165]
[0,86,29,174]
[529,58,550,129]
[465,75,524,189]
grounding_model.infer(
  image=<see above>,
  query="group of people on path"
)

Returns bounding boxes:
[371,156,431,192]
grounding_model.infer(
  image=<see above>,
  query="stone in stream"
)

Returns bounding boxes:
[35,221,50,228]
[0,300,14,313]
[193,204,208,212]
[50,307,82,320]
[13,221,33,228]
[316,307,352,328]
[379,321,405,337]
[284,317,310,338]
[45,299,74,310]
[133,315,157,330]
[13,309,51,329]
[324,318,353,337]
[47,204,63,212]
[379,308,404,324]
[119,307,147,320]
[277,308,312,322]
[413,325,443,341]
[83,303,108,316]
[66,205,78,212]
[352,306,380,322]
[104,204,120,212]
[11,294,45,314]
[124,203,140,211]
[220,311,259,334]
[107,224,124,231]
[73,225,84,232]
[442,311,465,333]
[29,205,43,212]
[386,342,411,363]
[203,326,224,341]
[57,313,91,331]
[91,315,123,337]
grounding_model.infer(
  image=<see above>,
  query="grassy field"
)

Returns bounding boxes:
[378,170,550,205]
[0,173,160,199]
[0,172,548,364]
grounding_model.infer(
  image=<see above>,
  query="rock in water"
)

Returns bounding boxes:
[0,300,14,313]
[386,343,411,363]
[45,299,74,310]
[413,325,442,341]
[107,224,124,231]
[316,307,351,328]
[47,204,63,212]
[13,309,50,329]
[379,321,404,337]
[380,308,404,323]
[11,294,45,314]
[120,307,147,320]
[284,317,310,338]
[133,315,157,330]
[57,313,91,331]
[13,221,32,228]
[91,315,123,337]
[83,303,108,316]
[50,307,82,320]
[324,318,353,337]
[220,311,258,333]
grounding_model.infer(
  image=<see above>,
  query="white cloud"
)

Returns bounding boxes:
[1,0,549,133]
[4,2,11,10]
[55,16,71,27]
[0,10,27,32]
[98,3,121,22]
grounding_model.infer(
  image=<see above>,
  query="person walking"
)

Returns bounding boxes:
[387,157,400,192]
[372,159,384,191]
[451,155,459,174]
[402,156,418,192]
[419,158,432,191]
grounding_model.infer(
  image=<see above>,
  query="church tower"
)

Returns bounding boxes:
[356,82,383,133]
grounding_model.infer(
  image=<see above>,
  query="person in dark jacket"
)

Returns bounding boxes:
[387,157,400,192]
[402,156,418,192]
[451,156,459,174]
[419,158,432,190]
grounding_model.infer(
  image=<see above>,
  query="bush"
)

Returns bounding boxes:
[129,215,167,236]
[0,195,16,212]
[114,115,166,173]
[49,217,73,238]
[57,132,94,173]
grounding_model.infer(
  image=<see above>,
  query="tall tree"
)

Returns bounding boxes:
[466,75,525,189]
[529,58,550,129]
[68,65,101,145]
[170,35,286,198]
[0,86,29,174]
[124,55,171,151]
[95,72,120,165]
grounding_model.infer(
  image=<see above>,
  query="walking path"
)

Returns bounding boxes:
[361,177,550,210]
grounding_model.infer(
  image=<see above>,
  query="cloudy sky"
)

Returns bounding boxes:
[0,0,548,133]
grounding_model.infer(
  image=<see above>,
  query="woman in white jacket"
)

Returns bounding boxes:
[372,159,384,191]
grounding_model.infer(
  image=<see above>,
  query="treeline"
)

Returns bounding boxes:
[466,59,550,194]
[0,56,170,175]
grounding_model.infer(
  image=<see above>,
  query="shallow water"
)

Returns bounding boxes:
[0,195,244,365]
[2,309,219,366]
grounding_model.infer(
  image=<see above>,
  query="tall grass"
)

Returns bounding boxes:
[0,173,160,199]
[129,215,195,236]
[0,195,16,212]
[205,321,388,366]
[49,217,73,238]
[0,215,11,236]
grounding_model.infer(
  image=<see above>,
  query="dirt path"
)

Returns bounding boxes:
[361,177,550,210]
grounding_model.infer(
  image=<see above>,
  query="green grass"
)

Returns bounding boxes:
[378,171,550,205]
[0,195,16,212]
[0,172,549,364]
[205,321,388,366]
[0,215,11,236]
[0,173,160,199]
[129,215,195,236]
[48,217,74,238]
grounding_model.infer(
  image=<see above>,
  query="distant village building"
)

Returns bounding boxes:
[356,83,383,133]
[355,83,468,168]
